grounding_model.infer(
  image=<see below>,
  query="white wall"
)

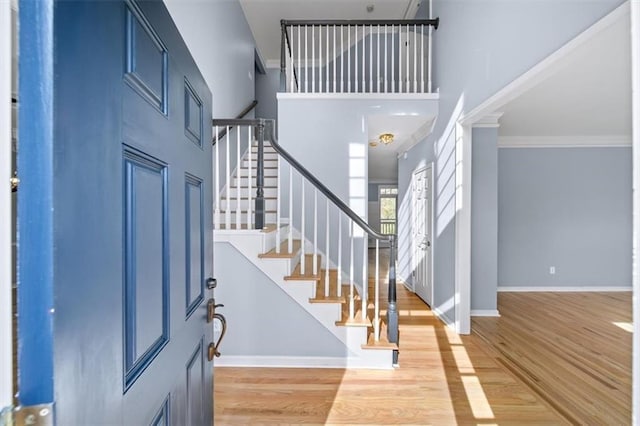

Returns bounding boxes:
[0,0,13,411]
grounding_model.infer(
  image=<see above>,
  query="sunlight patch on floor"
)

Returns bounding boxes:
[613,321,633,332]
[461,375,495,420]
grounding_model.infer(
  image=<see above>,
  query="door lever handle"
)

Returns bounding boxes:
[208,313,227,361]
[207,299,224,323]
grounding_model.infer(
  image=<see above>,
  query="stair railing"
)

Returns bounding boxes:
[211,118,399,363]
[280,18,439,94]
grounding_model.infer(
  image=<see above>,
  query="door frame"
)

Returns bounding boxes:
[0,0,13,414]
[631,0,639,422]
[410,164,434,304]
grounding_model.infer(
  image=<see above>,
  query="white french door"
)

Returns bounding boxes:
[412,165,433,305]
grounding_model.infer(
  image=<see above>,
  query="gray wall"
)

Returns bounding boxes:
[255,68,279,123]
[498,147,632,287]
[471,128,497,311]
[214,243,349,357]
[416,0,626,326]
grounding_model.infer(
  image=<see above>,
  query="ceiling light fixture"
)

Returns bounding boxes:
[369,141,378,147]
[379,133,394,145]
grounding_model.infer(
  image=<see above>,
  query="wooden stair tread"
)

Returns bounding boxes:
[259,239,301,258]
[309,269,346,303]
[362,320,398,350]
[284,254,321,280]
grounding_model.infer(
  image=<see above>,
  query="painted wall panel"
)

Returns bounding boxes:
[498,147,632,287]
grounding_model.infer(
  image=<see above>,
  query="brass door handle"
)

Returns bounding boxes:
[207,298,224,323]
[208,313,227,361]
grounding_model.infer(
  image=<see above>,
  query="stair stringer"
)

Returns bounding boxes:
[214,229,393,369]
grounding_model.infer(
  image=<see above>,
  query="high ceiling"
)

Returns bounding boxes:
[239,0,421,64]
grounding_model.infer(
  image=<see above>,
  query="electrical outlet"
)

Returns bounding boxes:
[549,266,556,275]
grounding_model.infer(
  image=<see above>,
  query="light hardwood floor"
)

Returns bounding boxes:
[472,291,632,425]
[214,250,568,425]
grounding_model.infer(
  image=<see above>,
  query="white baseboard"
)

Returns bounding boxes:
[470,309,501,317]
[432,306,454,328]
[498,286,632,292]
[214,355,392,369]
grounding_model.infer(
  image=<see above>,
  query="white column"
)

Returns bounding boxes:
[0,0,12,410]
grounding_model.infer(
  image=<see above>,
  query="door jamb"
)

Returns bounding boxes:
[0,0,13,413]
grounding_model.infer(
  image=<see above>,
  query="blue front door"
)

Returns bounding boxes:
[18,1,213,424]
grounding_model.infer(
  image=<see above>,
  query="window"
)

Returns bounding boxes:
[379,186,397,235]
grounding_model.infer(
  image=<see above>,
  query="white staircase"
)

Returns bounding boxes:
[213,138,396,369]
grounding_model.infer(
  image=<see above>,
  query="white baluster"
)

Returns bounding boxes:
[369,24,373,92]
[361,233,367,321]
[225,126,231,229]
[326,25,329,93]
[354,25,358,92]
[289,27,294,92]
[421,24,425,93]
[300,176,306,274]
[247,126,252,229]
[413,24,417,93]
[428,22,433,93]
[363,24,367,92]
[377,24,380,93]
[349,220,354,320]
[298,25,301,93]
[333,25,336,93]
[214,125,220,229]
[341,25,345,93]
[236,128,241,229]
[391,25,395,93]
[398,26,402,93]
[288,164,293,253]
[348,25,352,92]
[276,155,281,253]
[337,214,342,298]
[384,25,388,93]
[405,24,410,93]
[375,239,380,341]
[305,25,308,93]
[313,189,318,275]
[324,199,330,297]
[312,25,315,93]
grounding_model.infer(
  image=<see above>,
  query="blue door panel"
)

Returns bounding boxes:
[19,0,213,424]
[123,148,170,389]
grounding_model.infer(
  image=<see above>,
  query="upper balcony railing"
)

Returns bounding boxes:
[280,18,439,94]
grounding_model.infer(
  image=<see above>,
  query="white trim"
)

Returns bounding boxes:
[277,92,440,101]
[265,59,280,70]
[470,310,501,317]
[630,1,639,423]
[498,135,632,148]
[498,286,632,292]
[0,0,12,411]
[368,178,398,185]
[214,355,393,370]
[472,112,503,128]
[432,306,456,331]
[454,123,471,335]
[395,118,437,157]
[461,2,631,126]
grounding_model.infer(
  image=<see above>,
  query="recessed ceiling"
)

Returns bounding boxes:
[498,13,631,138]
[239,0,421,64]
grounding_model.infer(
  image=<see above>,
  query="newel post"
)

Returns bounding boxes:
[255,120,266,229]
[387,234,399,365]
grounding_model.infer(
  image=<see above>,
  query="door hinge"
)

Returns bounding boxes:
[1,404,54,426]
[10,171,19,192]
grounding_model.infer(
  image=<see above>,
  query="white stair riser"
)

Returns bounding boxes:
[219,198,278,211]
[216,211,278,223]
[245,151,278,161]
[233,176,278,187]
[219,187,278,198]
[235,167,279,178]
[243,159,279,169]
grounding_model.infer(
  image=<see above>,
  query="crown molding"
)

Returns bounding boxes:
[498,135,632,148]
[472,112,503,128]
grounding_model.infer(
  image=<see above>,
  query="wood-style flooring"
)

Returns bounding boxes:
[472,291,632,425]
[214,250,572,425]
